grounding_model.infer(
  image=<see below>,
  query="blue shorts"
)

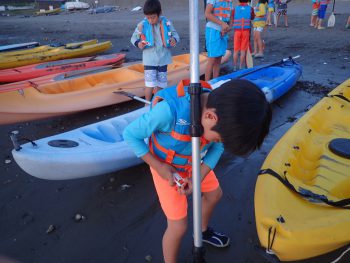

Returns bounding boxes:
[205,27,228,58]
[318,4,327,19]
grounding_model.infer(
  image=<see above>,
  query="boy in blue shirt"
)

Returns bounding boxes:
[123,79,272,263]
[131,0,179,102]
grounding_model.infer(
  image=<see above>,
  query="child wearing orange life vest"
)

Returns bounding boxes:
[204,0,234,81]
[231,0,255,70]
[123,79,272,263]
[252,0,267,58]
[310,0,320,27]
[130,0,179,102]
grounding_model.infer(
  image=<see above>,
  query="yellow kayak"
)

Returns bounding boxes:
[0,41,112,69]
[0,39,97,57]
[35,7,61,16]
[255,78,350,261]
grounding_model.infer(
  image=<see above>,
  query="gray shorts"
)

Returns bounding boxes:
[144,65,168,88]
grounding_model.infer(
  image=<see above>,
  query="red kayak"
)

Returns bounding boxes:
[0,65,115,93]
[0,53,125,83]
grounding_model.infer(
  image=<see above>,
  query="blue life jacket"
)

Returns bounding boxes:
[149,80,212,173]
[212,0,233,23]
[233,4,252,29]
[268,0,275,8]
[141,16,172,48]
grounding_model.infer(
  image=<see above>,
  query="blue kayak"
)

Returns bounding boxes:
[210,57,302,102]
[0,42,39,52]
[12,57,302,180]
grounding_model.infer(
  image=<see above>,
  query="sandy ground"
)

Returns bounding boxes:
[0,1,350,263]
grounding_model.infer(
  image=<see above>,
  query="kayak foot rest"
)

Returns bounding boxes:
[48,140,79,148]
[328,138,350,159]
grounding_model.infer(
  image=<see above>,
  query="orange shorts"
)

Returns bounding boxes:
[233,30,250,52]
[150,167,220,220]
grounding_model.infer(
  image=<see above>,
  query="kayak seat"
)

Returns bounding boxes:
[81,124,123,143]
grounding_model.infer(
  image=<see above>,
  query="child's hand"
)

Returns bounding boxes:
[137,41,148,49]
[177,177,192,196]
[155,162,177,186]
[169,37,177,47]
[221,23,230,36]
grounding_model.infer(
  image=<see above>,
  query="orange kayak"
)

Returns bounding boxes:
[0,53,125,83]
[0,52,214,125]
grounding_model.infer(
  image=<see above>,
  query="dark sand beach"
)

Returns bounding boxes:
[0,1,350,262]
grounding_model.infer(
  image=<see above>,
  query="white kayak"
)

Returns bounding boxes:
[11,57,302,180]
[11,107,148,180]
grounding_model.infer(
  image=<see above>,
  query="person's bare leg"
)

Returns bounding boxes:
[284,14,288,27]
[212,56,222,79]
[163,217,188,263]
[144,87,154,103]
[257,31,263,55]
[253,31,258,55]
[201,187,223,231]
[233,51,239,70]
[276,13,281,27]
[205,57,215,81]
[239,51,246,69]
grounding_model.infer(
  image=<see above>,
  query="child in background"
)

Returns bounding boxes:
[266,0,275,26]
[123,79,272,263]
[275,0,291,27]
[131,0,179,102]
[315,0,330,29]
[231,0,255,70]
[310,0,320,27]
[204,0,233,81]
[252,0,267,58]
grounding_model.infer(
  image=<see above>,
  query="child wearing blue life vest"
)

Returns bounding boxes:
[123,79,272,263]
[204,0,233,81]
[231,0,255,70]
[131,0,179,102]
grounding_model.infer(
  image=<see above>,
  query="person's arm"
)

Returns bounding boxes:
[130,21,148,49]
[201,142,225,180]
[123,101,177,185]
[168,20,180,47]
[251,6,255,20]
[229,8,235,28]
[205,3,229,33]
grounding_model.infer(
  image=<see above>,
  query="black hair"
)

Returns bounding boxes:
[143,0,162,16]
[239,0,250,3]
[207,79,272,156]
[259,0,268,3]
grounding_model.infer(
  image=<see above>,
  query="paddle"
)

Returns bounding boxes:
[113,91,151,105]
[327,0,336,27]
[246,0,254,68]
[237,55,300,79]
[246,47,253,68]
